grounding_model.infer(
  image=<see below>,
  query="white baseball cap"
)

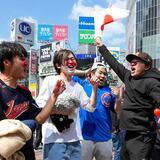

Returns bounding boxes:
[91,62,106,71]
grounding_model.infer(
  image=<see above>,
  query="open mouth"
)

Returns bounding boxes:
[131,67,136,74]
[99,78,105,85]
[23,69,27,74]
[67,65,76,71]
[68,65,75,69]
[131,67,135,71]
[99,79,104,82]
[64,65,76,73]
[23,66,27,73]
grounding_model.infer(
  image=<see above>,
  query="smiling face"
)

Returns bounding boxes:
[62,53,77,75]
[130,58,150,78]
[63,54,77,74]
[53,49,77,77]
[91,67,107,86]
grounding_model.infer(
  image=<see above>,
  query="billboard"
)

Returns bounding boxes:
[29,50,38,74]
[53,25,68,41]
[40,44,52,63]
[52,41,67,52]
[78,30,95,44]
[79,17,95,30]
[108,47,120,61]
[75,54,96,59]
[29,82,38,99]
[38,24,53,42]
[78,16,95,44]
[10,18,35,46]
[39,62,56,76]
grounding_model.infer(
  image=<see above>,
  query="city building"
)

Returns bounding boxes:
[126,0,160,68]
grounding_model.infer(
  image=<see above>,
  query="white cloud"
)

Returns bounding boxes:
[19,16,37,24]
[69,1,94,21]
[69,0,127,49]
[111,0,127,8]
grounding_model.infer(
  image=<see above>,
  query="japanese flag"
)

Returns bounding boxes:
[94,7,129,37]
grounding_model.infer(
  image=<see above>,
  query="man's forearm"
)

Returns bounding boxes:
[74,69,85,77]
[98,44,126,82]
[98,45,119,68]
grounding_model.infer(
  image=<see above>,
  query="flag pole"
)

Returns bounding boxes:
[95,31,103,62]
[95,46,98,62]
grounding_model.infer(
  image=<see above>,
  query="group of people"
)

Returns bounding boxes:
[0,37,160,160]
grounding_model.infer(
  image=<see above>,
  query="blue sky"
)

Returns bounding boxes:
[0,0,127,51]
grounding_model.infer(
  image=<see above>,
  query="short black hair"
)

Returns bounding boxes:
[0,41,27,72]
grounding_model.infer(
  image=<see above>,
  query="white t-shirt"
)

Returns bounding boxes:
[36,75,91,144]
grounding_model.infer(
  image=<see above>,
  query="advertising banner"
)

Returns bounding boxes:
[108,47,120,60]
[40,44,52,63]
[75,54,96,59]
[10,18,35,46]
[53,25,68,41]
[29,50,38,74]
[110,50,120,60]
[79,17,95,30]
[37,24,53,42]
[78,30,95,44]
[29,83,37,99]
[39,62,56,76]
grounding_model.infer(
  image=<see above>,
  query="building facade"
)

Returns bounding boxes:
[126,0,160,68]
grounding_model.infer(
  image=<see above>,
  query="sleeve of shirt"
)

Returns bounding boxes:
[78,84,95,112]
[28,95,41,119]
[110,92,116,112]
[148,79,160,107]
[72,76,84,85]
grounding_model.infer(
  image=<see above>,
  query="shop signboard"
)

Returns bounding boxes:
[37,24,53,42]
[53,25,68,41]
[78,30,95,44]
[79,16,95,30]
[10,18,35,46]
[40,44,52,63]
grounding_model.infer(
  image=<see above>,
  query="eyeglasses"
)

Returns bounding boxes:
[130,60,144,66]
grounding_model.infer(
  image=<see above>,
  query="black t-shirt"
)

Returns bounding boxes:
[0,79,41,120]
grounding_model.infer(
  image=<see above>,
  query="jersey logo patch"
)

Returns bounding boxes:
[5,100,29,119]
[101,92,111,107]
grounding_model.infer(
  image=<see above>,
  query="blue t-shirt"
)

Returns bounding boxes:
[73,76,116,142]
